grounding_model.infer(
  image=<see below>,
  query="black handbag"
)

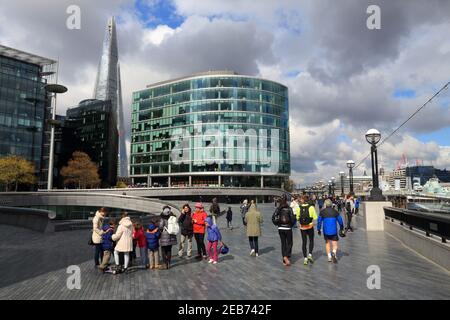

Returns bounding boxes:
[88,234,94,246]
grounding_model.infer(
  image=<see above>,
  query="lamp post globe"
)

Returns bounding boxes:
[365,128,381,145]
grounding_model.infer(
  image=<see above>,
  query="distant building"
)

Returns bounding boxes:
[59,99,118,187]
[406,165,450,186]
[0,44,56,189]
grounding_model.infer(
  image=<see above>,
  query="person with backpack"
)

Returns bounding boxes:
[210,197,221,225]
[92,207,107,268]
[344,194,355,232]
[296,195,318,265]
[205,216,223,264]
[226,207,233,229]
[240,199,249,226]
[317,199,345,263]
[245,203,263,257]
[178,204,193,258]
[272,195,296,266]
[159,206,178,270]
[192,202,208,260]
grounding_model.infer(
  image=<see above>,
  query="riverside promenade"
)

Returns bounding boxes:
[0,204,449,300]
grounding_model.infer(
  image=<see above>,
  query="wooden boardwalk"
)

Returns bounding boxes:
[0,204,449,300]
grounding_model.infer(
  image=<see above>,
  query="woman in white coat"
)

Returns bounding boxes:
[112,211,133,272]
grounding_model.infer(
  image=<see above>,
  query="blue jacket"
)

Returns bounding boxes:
[205,216,222,242]
[145,225,161,250]
[317,208,344,236]
[101,224,114,251]
[355,198,360,209]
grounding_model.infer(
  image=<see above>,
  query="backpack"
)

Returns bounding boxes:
[165,215,180,235]
[299,205,313,225]
[272,207,291,226]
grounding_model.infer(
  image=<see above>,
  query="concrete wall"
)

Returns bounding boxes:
[0,206,55,233]
[384,219,450,271]
[0,193,181,216]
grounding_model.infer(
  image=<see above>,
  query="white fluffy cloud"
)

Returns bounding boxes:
[1,0,449,185]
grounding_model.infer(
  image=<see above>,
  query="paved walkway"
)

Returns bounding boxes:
[0,204,449,299]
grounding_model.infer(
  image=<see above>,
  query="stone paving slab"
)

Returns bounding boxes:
[0,204,449,300]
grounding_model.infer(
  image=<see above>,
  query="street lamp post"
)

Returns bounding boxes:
[346,160,355,195]
[328,180,332,196]
[44,83,67,190]
[339,171,345,196]
[365,129,384,201]
[331,177,335,196]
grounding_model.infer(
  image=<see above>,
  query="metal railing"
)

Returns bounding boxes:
[384,207,450,243]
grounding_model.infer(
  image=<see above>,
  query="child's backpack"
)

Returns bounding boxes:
[165,215,180,235]
[299,205,313,225]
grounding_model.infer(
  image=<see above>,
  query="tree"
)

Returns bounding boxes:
[0,155,37,191]
[116,181,127,188]
[60,151,101,189]
[284,179,295,193]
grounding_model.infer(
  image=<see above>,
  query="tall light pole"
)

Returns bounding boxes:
[346,160,355,195]
[365,128,384,200]
[331,176,335,196]
[45,77,67,190]
[339,171,345,196]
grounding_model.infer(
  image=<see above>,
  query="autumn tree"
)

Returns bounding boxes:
[284,179,295,193]
[0,155,37,191]
[60,151,101,189]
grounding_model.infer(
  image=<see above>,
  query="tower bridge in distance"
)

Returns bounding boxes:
[0,187,449,299]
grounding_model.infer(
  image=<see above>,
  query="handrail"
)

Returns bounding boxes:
[384,206,450,243]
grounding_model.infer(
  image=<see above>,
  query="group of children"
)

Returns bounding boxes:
[97,202,227,274]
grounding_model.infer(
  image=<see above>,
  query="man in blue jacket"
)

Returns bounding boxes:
[317,199,345,263]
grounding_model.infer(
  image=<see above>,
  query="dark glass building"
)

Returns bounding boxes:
[59,99,118,187]
[0,44,55,187]
[131,71,290,188]
[406,166,450,185]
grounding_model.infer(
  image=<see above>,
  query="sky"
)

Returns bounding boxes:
[1,0,449,186]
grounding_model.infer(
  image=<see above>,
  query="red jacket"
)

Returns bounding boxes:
[132,228,147,248]
[192,210,207,234]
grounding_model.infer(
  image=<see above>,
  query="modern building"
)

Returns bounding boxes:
[58,99,118,187]
[405,166,450,186]
[130,71,290,188]
[0,44,56,188]
[93,16,128,178]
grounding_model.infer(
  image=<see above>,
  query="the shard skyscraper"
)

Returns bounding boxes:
[93,16,128,177]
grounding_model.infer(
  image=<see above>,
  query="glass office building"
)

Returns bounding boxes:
[0,45,55,185]
[131,71,290,188]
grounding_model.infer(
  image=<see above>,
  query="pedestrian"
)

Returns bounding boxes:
[192,202,208,260]
[354,197,360,215]
[318,197,325,211]
[317,199,345,263]
[272,195,296,266]
[145,221,161,270]
[112,211,133,273]
[297,195,318,265]
[178,204,193,258]
[226,206,233,229]
[98,219,115,273]
[245,203,263,257]
[344,194,355,232]
[205,216,223,264]
[210,197,221,225]
[159,206,178,270]
[240,199,249,226]
[91,207,107,267]
[132,222,149,268]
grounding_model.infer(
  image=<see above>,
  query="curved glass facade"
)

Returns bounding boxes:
[130,72,290,188]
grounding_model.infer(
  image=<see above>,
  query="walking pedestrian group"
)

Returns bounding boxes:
[91,193,353,274]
